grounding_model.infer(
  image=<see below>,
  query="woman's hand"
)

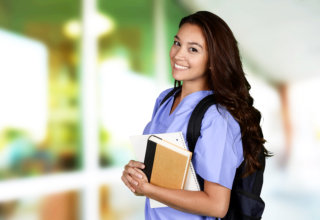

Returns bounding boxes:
[121,160,146,194]
[131,168,149,195]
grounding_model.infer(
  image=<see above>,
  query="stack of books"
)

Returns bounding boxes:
[130,132,200,208]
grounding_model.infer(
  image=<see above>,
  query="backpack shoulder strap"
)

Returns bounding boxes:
[187,94,216,153]
[160,86,182,106]
[186,94,216,191]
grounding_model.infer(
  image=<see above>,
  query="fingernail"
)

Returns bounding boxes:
[134,181,138,185]
[137,174,142,179]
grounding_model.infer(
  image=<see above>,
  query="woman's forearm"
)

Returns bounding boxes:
[143,183,228,218]
[124,164,230,217]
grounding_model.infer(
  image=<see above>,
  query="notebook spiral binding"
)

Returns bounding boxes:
[178,132,200,191]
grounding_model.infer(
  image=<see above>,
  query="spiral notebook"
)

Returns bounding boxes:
[130,132,200,208]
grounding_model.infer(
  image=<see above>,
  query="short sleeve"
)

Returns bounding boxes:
[143,88,173,134]
[192,106,244,189]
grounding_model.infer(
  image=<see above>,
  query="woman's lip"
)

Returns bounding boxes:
[174,63,189,70]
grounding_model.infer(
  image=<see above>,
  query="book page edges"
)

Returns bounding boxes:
[181,153,192,189]
[149,136,191,156]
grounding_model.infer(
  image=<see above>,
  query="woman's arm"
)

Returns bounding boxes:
[121,161,230,218]
[139,175,230,218]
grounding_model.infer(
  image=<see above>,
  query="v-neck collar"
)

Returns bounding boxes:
[166,89,213,117]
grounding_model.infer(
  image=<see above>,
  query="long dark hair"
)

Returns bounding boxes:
[179,11,271,176]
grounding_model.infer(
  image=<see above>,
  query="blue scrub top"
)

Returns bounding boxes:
[143,88,244,220]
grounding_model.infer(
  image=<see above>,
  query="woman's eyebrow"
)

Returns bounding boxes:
[188,42,203,49]
[174,35,203,49]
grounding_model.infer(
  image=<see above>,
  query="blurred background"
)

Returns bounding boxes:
[0,0,319,219]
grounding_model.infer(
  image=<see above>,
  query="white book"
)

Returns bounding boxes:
[130,132,200,208]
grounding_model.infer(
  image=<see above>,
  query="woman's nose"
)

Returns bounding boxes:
[174,48,186,60]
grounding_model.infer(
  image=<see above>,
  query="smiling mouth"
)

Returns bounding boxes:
[174,63,189,70]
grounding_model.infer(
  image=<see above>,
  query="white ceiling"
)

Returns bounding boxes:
[180,0,320,84]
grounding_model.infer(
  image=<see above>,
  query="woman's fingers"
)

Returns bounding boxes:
[134,168,148,182]
[124,164,144,179]
[128,160,145,169]
[121,170,140,192]
[121,175,136,193]
[121,160,147,194]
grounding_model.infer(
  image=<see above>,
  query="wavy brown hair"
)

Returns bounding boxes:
[179,11,271,176]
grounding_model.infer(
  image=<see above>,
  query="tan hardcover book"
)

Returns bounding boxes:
[143,135,192,190]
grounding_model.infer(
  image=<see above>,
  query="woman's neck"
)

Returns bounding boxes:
[170,82,209,115]
[179,81,210,100]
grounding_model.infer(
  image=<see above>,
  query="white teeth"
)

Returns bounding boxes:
[175,63,188,70]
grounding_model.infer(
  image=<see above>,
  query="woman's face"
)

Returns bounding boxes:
[169,23,209,86]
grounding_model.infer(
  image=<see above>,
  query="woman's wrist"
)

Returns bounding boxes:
[141,181,154,197]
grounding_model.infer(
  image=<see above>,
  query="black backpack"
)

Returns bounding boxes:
[160,87,266,220]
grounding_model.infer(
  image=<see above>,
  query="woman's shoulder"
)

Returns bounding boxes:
[150,87,175,113]
[202,104,240,133]
[155,87,175,103]
[159,87,174,98]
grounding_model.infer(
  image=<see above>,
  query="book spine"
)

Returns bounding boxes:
[143,139,157,182]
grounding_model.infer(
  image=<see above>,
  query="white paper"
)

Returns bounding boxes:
[129,132,200,208]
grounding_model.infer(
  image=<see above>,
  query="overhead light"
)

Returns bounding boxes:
[94,13,114,36]
[63,13,115,39]
[63,19,81,39]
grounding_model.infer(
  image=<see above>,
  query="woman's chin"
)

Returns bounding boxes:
[172,73,185,82]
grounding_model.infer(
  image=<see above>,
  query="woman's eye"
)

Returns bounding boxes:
[190,47,198,52]
[173,40,180,46]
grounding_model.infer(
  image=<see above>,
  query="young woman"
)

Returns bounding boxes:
[122,11,269,219]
